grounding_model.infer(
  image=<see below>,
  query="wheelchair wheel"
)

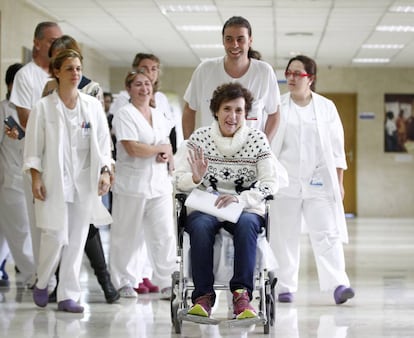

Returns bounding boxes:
[170,271,182,333]
[263,273,277,334]
[264,291,272,334]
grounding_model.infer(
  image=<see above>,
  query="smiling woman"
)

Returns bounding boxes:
[174,82,282,319]
[22,48,113,314]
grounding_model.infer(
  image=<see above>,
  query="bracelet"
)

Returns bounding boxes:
[100,165,112,176]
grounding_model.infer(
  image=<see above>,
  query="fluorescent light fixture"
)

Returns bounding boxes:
[161,5,217,13]
[177,25,221,32]
[352,58,390,63]
[389,6,414,13]
[376,25,414,32]
[362,44,404,49]
[191,44,222,49]
[285,32,313,37]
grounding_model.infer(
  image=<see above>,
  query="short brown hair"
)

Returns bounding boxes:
[209,82,253,120]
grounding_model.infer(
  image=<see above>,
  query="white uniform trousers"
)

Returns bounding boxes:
[110,193,177,290]
[270,196,350,292]
[0,193,35,283]
[36,201,90,302]
[136,243,153,283]
[0,234,10,278]
[23,175,40,268]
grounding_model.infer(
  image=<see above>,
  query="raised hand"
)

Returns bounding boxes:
[187,145,208,184]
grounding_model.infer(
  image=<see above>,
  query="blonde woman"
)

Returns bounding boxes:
[110,70,177,298]
[24,49,112,313]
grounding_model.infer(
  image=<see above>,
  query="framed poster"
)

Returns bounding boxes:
[384,94,414,153]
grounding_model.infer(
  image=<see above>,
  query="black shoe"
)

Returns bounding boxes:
[101,278,120,304]
[85,226,119,303]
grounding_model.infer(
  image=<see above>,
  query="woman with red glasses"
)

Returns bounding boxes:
[270,55,354,305]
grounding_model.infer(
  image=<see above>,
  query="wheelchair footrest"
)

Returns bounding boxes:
[221,314,265,328]
[179,310,220,325]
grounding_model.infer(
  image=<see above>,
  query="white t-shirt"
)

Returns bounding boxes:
[184,56,281,131]
[112,103,173,198]
[10,61,50,110]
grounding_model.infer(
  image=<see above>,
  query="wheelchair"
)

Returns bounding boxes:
[170,192,277,334]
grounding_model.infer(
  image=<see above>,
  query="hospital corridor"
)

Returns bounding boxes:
[0,217,413,337]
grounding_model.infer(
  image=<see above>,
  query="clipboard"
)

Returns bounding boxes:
[184,189,243,223]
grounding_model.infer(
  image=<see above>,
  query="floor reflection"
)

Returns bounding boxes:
[0,218,414,337]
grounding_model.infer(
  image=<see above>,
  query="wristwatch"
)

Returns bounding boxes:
[100,165,112,176]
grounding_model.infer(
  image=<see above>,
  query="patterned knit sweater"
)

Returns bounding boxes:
[174,120,279,216]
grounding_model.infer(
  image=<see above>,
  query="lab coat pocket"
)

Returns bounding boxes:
[309,166,332,196]
[77,128,91,149]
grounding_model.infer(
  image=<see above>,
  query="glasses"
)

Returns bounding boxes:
[285,70,311,78]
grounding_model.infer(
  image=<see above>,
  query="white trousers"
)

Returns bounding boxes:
[270,196,350,293]
[0,188,35,283]
[36,201,90,302]
[110,193,177,290]
[23,175,40,268]
[136,243,153,283]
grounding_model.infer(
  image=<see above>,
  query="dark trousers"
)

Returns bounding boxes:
[185,211,263,303]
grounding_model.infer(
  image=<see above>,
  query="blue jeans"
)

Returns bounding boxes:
[185,211,264,304]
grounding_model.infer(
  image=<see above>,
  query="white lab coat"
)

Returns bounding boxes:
[0,100,35,282]
[272,92,348,243]
[23,91,112,236]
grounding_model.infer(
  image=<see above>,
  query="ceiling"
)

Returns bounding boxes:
[25,0,414,69]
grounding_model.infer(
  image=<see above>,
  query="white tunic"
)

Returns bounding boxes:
[0,100,25,201]
[272,92,348,243]
[112,103,173,198]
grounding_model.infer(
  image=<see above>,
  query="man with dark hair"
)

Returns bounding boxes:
[182,16,281,142]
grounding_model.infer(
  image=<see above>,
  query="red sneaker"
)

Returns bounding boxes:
[134,283,149,294]
[188,293,214,317]
[232,289,257,319]
[143,278,159,293]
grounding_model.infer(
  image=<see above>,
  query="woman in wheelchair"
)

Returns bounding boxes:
[174,82,280,319]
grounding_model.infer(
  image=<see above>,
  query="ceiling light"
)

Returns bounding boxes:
[177,25,221,32]
[160,5,217,13]
[362,44,404,49]
[352,58,390,63]
[376,25,414,32]
[191,44,222,49]
[389,6,414,13]
[285,32,313,36]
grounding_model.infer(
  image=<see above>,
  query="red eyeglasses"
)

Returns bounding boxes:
[284,70,311,78]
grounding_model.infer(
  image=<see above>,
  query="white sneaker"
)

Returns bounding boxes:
[160,287,171,300]
[119,286,137,298]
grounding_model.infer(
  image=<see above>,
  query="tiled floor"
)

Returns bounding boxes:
[1,218,414,337]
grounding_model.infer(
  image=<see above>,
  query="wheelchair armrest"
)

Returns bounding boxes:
[175,192,188,248]
[175,192,188,204]
[264,194,273,240]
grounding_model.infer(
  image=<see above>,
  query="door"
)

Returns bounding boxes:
[320,93,357,216]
